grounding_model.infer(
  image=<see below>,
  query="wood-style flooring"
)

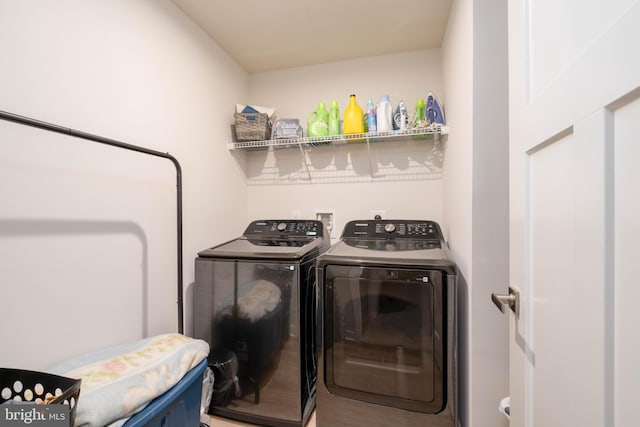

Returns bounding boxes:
[208,411,316,426]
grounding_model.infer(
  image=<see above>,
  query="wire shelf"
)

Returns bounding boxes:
[227,124,449,150]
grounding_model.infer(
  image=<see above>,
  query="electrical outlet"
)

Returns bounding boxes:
[315,209,335,237]
[370,210,386,220]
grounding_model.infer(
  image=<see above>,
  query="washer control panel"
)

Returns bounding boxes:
[243,220,324,237]
[342,220,443,240]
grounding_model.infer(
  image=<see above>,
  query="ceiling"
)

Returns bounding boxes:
[172,0,453,73]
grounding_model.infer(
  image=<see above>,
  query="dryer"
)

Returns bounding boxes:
[194,219,329,427]
[316,220,457,427]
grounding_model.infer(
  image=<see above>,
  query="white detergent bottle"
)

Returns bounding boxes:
[376,94,393,132]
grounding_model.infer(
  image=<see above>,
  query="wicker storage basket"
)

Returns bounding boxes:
[234,113,271,142]
[0,368,81,424]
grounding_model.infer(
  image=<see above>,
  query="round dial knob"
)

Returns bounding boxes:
[277,222,287,232]
[384,223,396,233]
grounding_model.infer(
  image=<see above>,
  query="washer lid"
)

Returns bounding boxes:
[320,238,454,267]
[197,219,330,260]
[318,220,456,272]
[197,236,326,260]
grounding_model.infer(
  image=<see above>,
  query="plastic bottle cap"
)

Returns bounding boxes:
[381,94,390,102]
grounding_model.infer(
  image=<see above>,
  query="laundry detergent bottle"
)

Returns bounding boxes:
[328,100,341,135]
[376,94,393,132]
[366,99,377,133]
[307,101,330,138]
[413,98,428,139]
[343,94,364,135]
[414,98,426,127]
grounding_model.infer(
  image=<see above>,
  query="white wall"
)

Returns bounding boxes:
[443,0,474,278]
[0,0,248,369]
[442,2,474,423]
[442,0,510,426]
[245,50,445,240]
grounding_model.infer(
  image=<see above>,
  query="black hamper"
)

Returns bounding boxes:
[0,368,81,425]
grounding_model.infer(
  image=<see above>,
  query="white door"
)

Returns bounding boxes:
[504,1,640,426]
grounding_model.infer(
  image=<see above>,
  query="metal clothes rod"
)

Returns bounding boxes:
[0,110,185,334]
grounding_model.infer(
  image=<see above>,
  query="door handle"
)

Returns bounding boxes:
[491,286,520,316]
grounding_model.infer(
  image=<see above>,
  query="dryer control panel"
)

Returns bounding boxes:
[243,219,325,238]
[341,220,443,240]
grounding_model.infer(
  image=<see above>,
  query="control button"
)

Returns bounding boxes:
[277,222,287,232]
[384,223,396,233]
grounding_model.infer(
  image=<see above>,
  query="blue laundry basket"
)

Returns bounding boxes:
[123,359,207,427]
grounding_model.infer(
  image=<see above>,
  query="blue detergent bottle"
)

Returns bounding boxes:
[366,99,377,133]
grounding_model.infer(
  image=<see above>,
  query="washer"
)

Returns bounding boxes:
[194,219,329,427]
[316,219,457,427]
